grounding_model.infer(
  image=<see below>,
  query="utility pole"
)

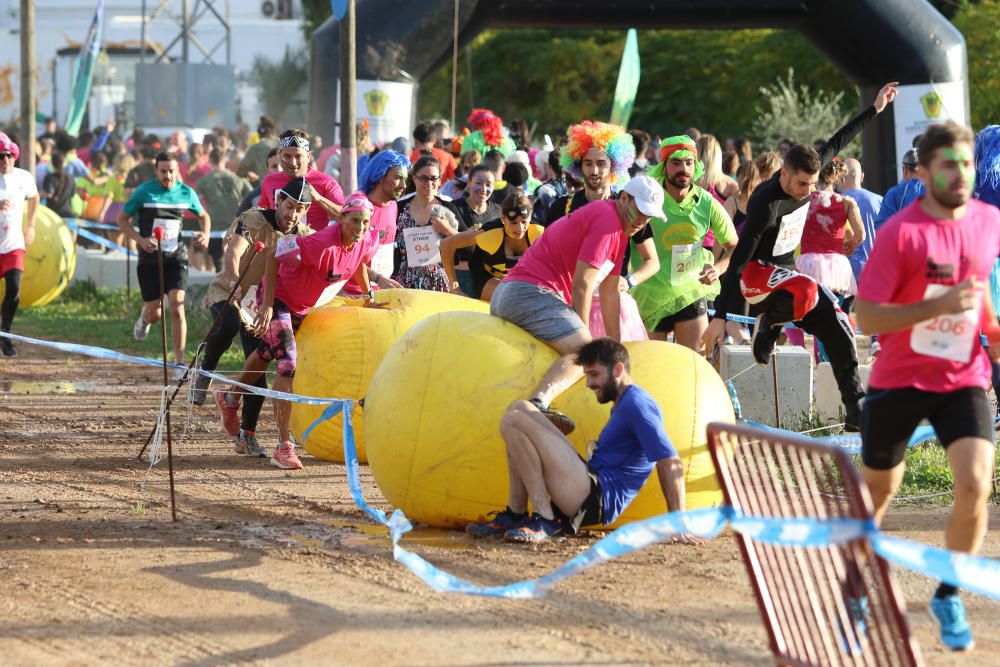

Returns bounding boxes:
[20,0,36,174]
[338,0,356,193]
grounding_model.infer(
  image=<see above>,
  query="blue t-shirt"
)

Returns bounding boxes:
[588,384,678,524]
[874,178,925,231]
[843,188,883,278]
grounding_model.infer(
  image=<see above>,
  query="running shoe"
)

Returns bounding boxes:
[750,314,783,366]
[930,594,974,651]
[271,440,304,470]
[844,397,864,433]
[466,507,528,537]
[503,513,568,543]
[171,366,187,383]
[837,593,869,656]
[868,340,881,362]
[133,314,150,341]
[1,338,15,357]
[236,430,267,458]
[529,398,576,435]
[190,373,211,406]
[215,391,241,437]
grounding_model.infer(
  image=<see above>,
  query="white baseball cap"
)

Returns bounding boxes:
[622,174,665,218]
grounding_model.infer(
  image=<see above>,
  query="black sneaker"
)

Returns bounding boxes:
[503,513,569,543]
[750,314,782,366]
[190,373,212,406]
[843,397,864,433]
[1,338,15,357]
[529,398,576,435]
[466,507,528,537]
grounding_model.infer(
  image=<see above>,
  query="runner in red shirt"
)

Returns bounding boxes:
[856,121,1000,652]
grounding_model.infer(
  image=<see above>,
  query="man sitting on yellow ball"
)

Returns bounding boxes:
[467,338,704,543]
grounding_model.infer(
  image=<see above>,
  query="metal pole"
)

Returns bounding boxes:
[450,0,458,131]
[20,0,36,175]
[338,0,356,193]
[141,0,147,65]
[155,236,178,521]
[182,0,190,63]
[225,0,231,66]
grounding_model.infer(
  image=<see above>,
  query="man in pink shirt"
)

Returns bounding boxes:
[856,121,1000,652]
[258,129,345,231]
[216,189,378,470]
[491,174,664,433]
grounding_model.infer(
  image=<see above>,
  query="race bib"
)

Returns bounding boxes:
[772,205,809,256]
[371,243,394,277]
[152,218,181,254]
[670,244,699,285]
[403,226,442,267]
[275,234,300,261]
[314,278,348,308]
[238,285,259,329]
[910,284,980,362]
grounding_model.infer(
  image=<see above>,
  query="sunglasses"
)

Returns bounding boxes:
[0,153,14,160]
[505,208,530,221]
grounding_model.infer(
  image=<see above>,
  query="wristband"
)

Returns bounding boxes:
[625,273,637,290]
[365,288,376,302]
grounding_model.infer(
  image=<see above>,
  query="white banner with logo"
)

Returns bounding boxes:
[892,81,968,182]
[338,80,416,146]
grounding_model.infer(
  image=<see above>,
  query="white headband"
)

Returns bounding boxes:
[279,135,310,151]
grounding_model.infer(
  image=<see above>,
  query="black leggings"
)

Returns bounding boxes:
[1,269,22,333]
[203,301,266,432]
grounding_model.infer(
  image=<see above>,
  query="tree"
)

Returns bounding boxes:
[250,47,309,126]
[951,0,1000,129]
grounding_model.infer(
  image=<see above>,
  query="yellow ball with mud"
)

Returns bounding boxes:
[363,311,734,529]
[291,289,489,463]
[0,205,76,307]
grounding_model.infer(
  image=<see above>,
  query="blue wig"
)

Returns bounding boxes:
[975,124,1000,207]
[359,150,411,194]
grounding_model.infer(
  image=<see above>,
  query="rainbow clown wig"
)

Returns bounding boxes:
[463,108,515,158]
[559,121,635,183]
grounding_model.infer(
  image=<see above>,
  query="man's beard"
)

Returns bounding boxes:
[594,377,618,404]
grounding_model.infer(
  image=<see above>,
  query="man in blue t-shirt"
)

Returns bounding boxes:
[840,158,883,279]
[873,149,925,231]
[467,337,702,543]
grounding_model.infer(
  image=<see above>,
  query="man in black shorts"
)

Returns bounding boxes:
[117,152,209,373]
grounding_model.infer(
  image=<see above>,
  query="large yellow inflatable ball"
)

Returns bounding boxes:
[291,289,489,463]
[0,206,75,307]
[364,311,734,529]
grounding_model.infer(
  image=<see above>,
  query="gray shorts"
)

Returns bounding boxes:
[490,280,587,342]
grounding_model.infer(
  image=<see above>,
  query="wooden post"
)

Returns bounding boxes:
[338,0,356,193]
[20,0,36,175]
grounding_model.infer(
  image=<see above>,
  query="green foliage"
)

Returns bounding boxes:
[300,0,333,40]
[751,69,861,158]
[250,47,309,126]
[952,0,1000,129]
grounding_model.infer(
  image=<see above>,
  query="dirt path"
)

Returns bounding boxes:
[1,350,998,666]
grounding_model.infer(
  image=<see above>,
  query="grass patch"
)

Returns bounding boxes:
[15,281,246,371]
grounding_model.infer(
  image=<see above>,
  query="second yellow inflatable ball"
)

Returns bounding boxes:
[0,205,76,307]
[291,289,489,462]
[364,311,734,529]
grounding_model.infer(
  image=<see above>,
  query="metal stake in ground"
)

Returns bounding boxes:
[151,226,178,521]
[136,241,267,460]
[771,354,781,430]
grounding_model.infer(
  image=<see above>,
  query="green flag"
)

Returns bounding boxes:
[610,29,640,128]
[64,0,105,136]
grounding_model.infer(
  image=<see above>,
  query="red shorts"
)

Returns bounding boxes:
[0,249,25,277]
[740,261,819,322]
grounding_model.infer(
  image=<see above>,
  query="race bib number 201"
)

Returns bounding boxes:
[910,284,979,363]
[670,244,698,285]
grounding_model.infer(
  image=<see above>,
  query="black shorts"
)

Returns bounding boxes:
[861,386,994,470]
[207,237,224,271]
[137,257,189,302]
[565,462,604,533]
[654,297,708,333]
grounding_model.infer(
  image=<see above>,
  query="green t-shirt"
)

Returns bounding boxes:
[123,179,204,264]
[238,138,279,181]
[76,172,125,202]
[631,185,736,327]
[196,169,251,231]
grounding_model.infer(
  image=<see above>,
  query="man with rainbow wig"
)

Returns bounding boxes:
[632,135,738,352]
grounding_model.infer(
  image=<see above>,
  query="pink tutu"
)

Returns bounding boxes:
[795,252,857,296]
[589,292,649,342]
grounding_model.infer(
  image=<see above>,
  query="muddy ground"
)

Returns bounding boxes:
[1,349,998,666]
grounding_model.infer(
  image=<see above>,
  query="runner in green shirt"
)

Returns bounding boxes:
[631,136,738,352]
[196,148,251,270]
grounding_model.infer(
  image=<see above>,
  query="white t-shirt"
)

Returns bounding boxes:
[0,168,39,254]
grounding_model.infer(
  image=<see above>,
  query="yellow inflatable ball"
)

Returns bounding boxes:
[364,311,734,529]
[291,289,489,463]
[0,205,75,307]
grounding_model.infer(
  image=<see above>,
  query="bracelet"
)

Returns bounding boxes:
[625,273,637,289]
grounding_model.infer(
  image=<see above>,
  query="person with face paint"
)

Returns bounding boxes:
[258,129,345,231]
[704,82,899,431]
[491,174,665,436]
[194,178,314,457]
[0,133,39,357]
[441,191,544,301]
[466,338,699,544]
[117,152,210,372]
[339,150,410,296]
[631,135,739,353]
[854,122,1000,652]
[216,191,378,470]
[445,163,502,295]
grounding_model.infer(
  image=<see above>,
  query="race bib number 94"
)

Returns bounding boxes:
[910,284,979,363]
[403,226,442,267]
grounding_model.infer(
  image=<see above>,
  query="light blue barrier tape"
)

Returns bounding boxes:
[873,534,1000,602]
[65,219,136,256]
[741,418,938,456]
[726,380,743,421]
[71,218,227,239]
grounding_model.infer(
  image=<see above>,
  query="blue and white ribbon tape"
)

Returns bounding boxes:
[740,418,938,456]
[65,219,136,256]
[3,329,999,602]
[69,218,227,239]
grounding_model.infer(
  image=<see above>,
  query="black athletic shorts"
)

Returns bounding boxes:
[861,386,994,470]
[566,461,604,533]
[654,297,709,333]
[137,257,189,302]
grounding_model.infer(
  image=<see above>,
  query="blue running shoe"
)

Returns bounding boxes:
[838,594,869,656]
[930,594,974,651]
[466,508,527,537]
[503,513,568,543]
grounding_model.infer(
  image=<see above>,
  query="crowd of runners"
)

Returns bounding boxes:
[1,77,999,651]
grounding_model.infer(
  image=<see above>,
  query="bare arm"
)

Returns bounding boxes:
[117,209,155,253]
[627,237,660,287]
[570,261,600,326]
[598,268,622,341]
[24,195,39,247]
[656,457,704,545]
[855,279,983,335]
[701,239,738,285]
[440,228,480,292]
[251,251,278,336]
[222,233,249,295]
[843,197,864,255]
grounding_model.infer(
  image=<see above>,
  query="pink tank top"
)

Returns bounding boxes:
[800,190,847,255]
